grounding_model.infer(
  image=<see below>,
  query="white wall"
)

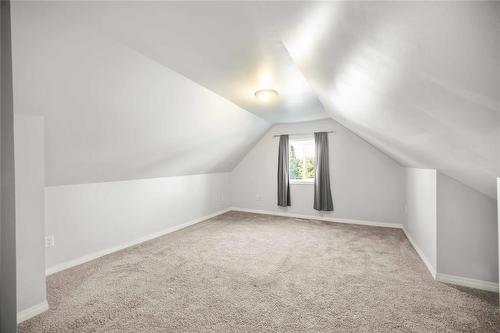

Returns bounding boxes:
[278,2,499,199]
[45,173,231,271]
[231,119,406,224]
[14,115,46,312]
[437,173,498,283]
[11,1,270,187]
[405,168,437,277]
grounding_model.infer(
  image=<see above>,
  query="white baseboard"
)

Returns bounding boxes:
[436,273,499,293]
[401,227,436,279]
[17,300,49,323]
[229,207,403,229]
[44,206,496,296]
[46,207,231,276]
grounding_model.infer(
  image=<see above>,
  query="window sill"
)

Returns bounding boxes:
[290,180,314,185]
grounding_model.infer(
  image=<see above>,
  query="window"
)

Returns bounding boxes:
[289,137,315,183]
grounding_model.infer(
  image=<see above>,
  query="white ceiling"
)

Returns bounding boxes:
[11,1,500,197]
[98,1,328,123]
[11,1,270,186]
[265,1,499,198]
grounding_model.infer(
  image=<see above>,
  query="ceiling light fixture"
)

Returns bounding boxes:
[255,89,279,102]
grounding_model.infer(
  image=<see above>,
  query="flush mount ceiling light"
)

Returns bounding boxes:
[255,89,279,102]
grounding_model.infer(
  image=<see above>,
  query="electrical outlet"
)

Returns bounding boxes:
[220,193,225,201]
[45,235,55,248]
[255,194,261,201]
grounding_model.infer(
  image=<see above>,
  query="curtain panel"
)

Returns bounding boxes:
[277,135,291,207]
[313,132,333,211]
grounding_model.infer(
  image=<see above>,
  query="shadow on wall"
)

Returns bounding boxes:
[131,127,268,182]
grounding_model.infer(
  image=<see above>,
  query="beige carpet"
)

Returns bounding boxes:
[19,211,499,332]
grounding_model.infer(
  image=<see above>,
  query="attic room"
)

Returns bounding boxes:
[0,0,499,332]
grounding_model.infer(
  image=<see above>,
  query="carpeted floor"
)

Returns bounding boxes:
[19,211,499,332]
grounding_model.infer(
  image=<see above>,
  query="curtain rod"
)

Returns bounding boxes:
[272,131,335,138]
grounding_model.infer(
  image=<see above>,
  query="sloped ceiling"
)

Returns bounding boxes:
[11,1,500,197]
[265,1,500,198]
[100,1,328,123]
[10,1,270,186]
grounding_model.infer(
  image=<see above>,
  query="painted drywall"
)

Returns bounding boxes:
[10,1,270,186]
[1,0,17,330]
[405,168,437,276]
[45,173,231,270]
[437,173,498,283]
[271,1,500,198]
[231,119,406,224]
[14,115,46,313]
[498,178,500,296]
[10,1,500,198]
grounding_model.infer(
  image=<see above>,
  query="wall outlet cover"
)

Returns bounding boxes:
[45,235,55,248]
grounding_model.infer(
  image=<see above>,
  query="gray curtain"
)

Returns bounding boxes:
[277,135,290,207]
[314,132,333,211]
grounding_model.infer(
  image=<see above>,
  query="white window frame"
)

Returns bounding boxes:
[290,178,314,185]
[289,136,315,185]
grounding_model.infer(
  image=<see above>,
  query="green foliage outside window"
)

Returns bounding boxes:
[289,143,314,180]
[304,156,314,179]
[290,145,300,179]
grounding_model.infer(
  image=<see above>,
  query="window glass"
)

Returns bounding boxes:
[289,138,315,182]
